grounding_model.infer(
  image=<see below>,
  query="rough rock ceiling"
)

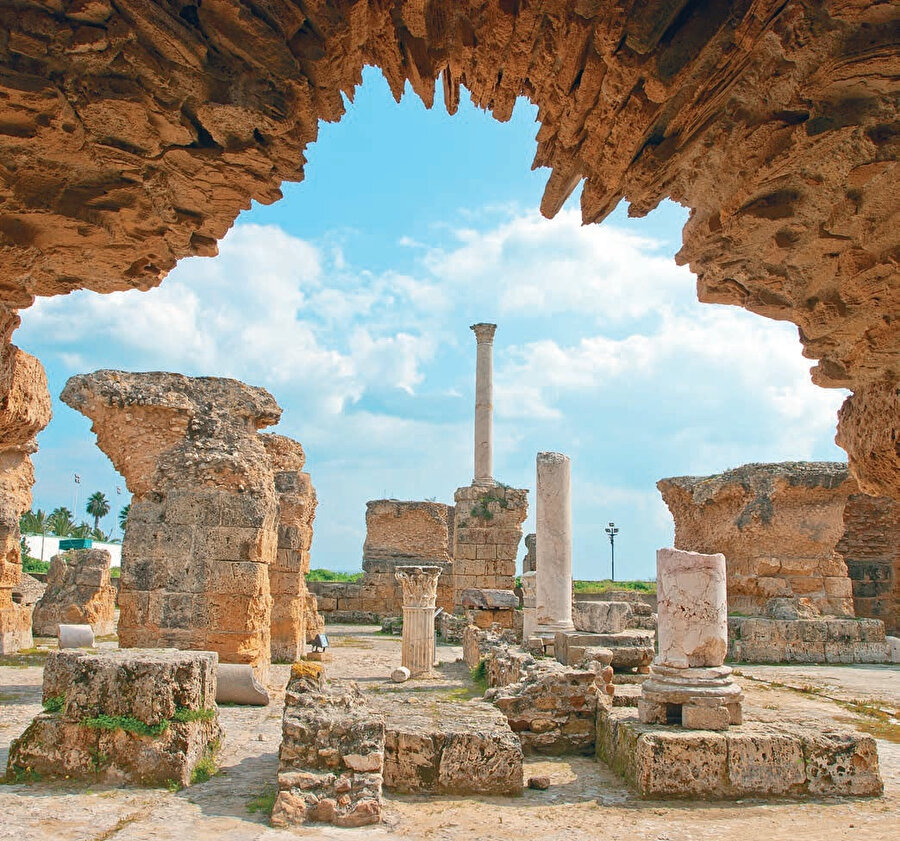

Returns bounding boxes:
[0,0,896,492]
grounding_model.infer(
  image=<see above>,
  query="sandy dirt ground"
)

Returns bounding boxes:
[1,625,897,841]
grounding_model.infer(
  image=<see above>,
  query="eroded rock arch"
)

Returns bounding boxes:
[0,0,896,497]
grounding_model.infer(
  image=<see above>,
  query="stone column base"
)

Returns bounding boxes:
[638,664,743,730]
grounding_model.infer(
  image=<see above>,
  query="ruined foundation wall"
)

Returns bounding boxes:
[658,463,857,617]
[837,494,899,635]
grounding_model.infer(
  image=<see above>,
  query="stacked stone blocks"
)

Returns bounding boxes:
[7,648,221,787]
[272,663,384,828]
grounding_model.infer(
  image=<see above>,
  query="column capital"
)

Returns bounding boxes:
[395,565,442,607]
[470,322,497,344]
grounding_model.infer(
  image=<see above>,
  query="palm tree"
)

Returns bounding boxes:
[19,508,47,535]
[48,507,75,537]
[72,521,93,539]
[118,503,131,533]
[86,491,110,531]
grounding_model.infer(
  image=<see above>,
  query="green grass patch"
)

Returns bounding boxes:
[573,579,656,594]
[470,659,488,694]
[42,694,65,713]
[0,648,50,668]
[81,713,169,738]
[246,783,277,816]
[190,750,218,784]
[171,705,216,723]
[306,568,363,583]
[22,557,50,575]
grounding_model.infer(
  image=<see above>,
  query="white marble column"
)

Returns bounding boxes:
[534,451,576,637]
[395,565,442,677]
[470,323,496,486]
[639,548,742,729]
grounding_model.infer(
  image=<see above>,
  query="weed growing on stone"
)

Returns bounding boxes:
[190,751,218,785]
[171,706,216,723]
[470,493,509,520]
[246,783,277,816]
[81,714,169,737]
[42,694,65,713]
[471,659,488,693]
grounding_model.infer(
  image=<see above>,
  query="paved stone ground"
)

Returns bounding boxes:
[0,625,897,841]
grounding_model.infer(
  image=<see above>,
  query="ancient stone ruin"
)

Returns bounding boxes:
[261,434,319,663]
[0,345,50,653]
[31,548,117,638]
[638,548,742,730]
[60,370,312,677]
[309,499,454,622]
[658,462,891,663]
[8,648,221,787]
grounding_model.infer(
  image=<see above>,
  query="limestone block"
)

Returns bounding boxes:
[215,663,269,705]
[58,623,94,649]
[573,600,632,634]
[375,699,523,794]
[8,648,220,786]
[32,549,117,637]
[459,588,518,609]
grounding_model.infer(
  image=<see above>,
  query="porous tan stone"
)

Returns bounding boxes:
[61,370,281,676]
[261,433,318,663]
[7,648,221,787]
[0,2,895,499]
[31,548,117,637]
[658,463,859,617]
[0,344,50,653]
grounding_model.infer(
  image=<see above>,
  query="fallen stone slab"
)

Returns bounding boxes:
[555,630,654,671]
[7,648,220,787]
[372,697,523,795]
[596,706,882,799]
[459,588,519,609]
[216,664,269,705]
[728,617,890,663]
[58,623,94,649]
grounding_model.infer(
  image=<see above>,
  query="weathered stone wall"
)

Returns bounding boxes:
[61,371,281,677]
[837,494,899,635]
[452,484,527,606]
[31,548,117,637]
[0,3,896,499]
[0,345,50,653]
[658,463,857,617]
[273,662,384,828]
[262,434,318,662]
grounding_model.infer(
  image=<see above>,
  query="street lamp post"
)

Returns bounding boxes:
[605,522,619,582]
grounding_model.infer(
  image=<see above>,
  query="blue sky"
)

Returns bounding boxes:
[16,67,847,579]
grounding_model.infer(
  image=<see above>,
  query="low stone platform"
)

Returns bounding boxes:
[555,630,654,671]
[729,617,889,663]
[371,696,523,794]
[596,706,883,799]
[7,648,220,786]
[273,663,384,828]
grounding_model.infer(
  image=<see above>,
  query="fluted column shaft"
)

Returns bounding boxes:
[395,565,442,677]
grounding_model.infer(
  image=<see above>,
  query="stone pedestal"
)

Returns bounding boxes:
[535,451,575,637]
[639,548,742,729]
[521,571,537,641]
[470,323,496,486]
[7,648,221,786]
[395,565,442,677]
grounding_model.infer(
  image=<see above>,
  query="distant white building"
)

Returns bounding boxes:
[22,534,122,567]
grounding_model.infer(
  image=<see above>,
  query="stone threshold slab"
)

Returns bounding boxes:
[596,706,882,799]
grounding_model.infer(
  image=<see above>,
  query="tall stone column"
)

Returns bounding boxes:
[395,565,441,677]
[470,323,496,486]
[639,548,742,730]
[535,452,576,638]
